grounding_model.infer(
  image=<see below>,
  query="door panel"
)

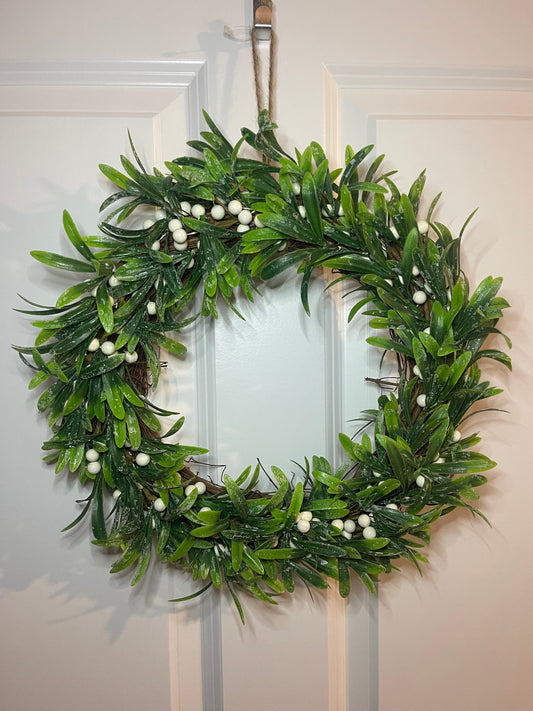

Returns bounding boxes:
[0,62,206,711]
[324,66,533,711]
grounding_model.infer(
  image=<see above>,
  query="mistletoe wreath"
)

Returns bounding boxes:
[16,112,511,622]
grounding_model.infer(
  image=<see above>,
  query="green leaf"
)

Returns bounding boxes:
[79,353,125,379]
[256,548,302,560]
[231,540,244,572]
[156,336,187,356]
[301,172,323,241]
[56,278,102,308]
[223,474,250,519]
[96,283,114,333]
[90,474,107,541]
[375,434,413,489]
[285,482,304,526]
[338,560,351,598]
[266,466,290,511]
[63,211,95,262]
[31,251,96,273]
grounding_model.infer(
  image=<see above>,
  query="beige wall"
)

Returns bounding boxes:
[1,2,531,710]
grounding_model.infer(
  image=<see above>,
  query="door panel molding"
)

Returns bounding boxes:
[0,60,207,140]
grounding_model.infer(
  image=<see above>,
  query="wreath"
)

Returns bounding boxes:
[16,111,511,622]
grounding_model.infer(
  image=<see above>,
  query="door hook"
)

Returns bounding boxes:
[253,0,272,41]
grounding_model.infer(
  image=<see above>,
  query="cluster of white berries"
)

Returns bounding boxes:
[332,514,377,540]
[151,482,208,515]
[226,199,258,233]
[295,510,314,533]
[85,447,101,475]
[185,481,207,496]
[87,337,138,363]
[330,517,357,540]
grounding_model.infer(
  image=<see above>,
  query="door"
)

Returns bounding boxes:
[1,5,531,711]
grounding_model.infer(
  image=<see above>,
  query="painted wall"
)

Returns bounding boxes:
[1,1,532,710]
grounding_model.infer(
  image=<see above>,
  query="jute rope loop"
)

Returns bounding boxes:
[251,0,275,120]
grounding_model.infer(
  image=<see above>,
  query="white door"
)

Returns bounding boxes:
[1,5,531,711]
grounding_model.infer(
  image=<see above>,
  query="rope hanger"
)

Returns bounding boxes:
[251,0,275,120]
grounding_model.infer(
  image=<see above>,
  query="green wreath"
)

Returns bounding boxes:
[16,111,511,622]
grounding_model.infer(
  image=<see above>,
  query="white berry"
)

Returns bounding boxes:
[300,511,313,521]
[344,519,356,533]
[434,457,445,464]
[187,258,195,270]
[195,482,207,495]
[373,470,381,478]
[143,219,154,229]
[124,351,138,364]
[100,341,115,356]
[88,338,100,352]
[236,224,249,233]
[172,228,187,243]
[238,209,253,225]
[210,204,225,220]
[150,240,161,251]
[296,519,311,533]
[146,301,157,315]
[87,461,101,475]
[254,215,264,228]
[135,452,150,467]
[174,241,189,251]
[384,278,393,286]
[112,489,121,500]
[199,506,211,513]
[180,201,192,214]
[386,503,399,510]
[452,430,462,442]
[153,498,166,512]
[185,484,196,496]
[90,287,98,297]
[168,218,182,231]
[416,475,426,488]
[298,205,307,218]
[358,514,371,528]
[363,526,377,539]
[413,365,422,378]
[155,209,166,221]
[191,204,206,218]
[108,275,120,287]
[228,199,243,215]
[292,182,301,196]
[416,394,427,408]
[390,225,399,239]
[423,327,431,334]
[417,220,429,234]
[342,531,353,540]
[85,448,99,462]
[413,290,427,305]
[411,265,420,276]
[331,519,344,530]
